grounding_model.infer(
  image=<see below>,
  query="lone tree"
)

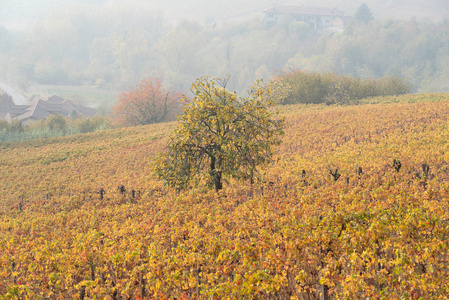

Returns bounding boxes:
[112,78,181,127]
[154,76,284,192]
[355,3,374,23]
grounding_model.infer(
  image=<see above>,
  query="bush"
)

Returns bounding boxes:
[46,115,67,133]
[269,71,411,105]
[77,118,95,133]
[75,116,109,133]
[8,119,25,133]
[0,120,9,132]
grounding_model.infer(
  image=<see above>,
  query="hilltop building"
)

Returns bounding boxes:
[263,5,345,31]
[2,95,96,123]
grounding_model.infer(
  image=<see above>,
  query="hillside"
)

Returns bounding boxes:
[1,94,448,298]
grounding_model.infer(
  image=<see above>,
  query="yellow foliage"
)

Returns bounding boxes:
[0,94,448,298]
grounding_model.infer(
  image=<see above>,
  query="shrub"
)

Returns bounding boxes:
[269,71,411,105]
[8,119,25,133]
[75,116,109,133]
[46,115,67,133]
[0,120,9,132]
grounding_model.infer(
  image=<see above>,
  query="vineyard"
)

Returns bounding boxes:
[1,93,448,299]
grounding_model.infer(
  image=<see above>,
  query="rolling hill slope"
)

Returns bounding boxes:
[0,94,448,298]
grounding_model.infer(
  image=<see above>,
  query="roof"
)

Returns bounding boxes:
[45,95,65,103]
[4,95,97,122]
[264,6,345,17]
[8,104,29,115]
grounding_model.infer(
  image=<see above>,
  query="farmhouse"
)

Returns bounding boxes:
[3,95,96,123]
[263,5,345,30]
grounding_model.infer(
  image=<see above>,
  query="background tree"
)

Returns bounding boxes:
[0,92,14,117]
[112,78,181,127]
[268,71,411,105]
[355,3,374,23]
[154,76,284,192]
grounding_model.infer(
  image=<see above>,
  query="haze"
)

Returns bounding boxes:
[1,0,448,109]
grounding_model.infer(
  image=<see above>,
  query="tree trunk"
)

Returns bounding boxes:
[320,283,329,300]
[214,172,223,191]
[210,155,223,191]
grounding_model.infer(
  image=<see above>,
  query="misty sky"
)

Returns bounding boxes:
[1,0,448,32]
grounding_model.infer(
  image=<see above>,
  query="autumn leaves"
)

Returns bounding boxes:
[1,95,449,298]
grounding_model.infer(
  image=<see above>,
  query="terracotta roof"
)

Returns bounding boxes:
[264,6,344,17]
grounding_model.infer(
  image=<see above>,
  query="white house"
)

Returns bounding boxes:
[264,6,345,30]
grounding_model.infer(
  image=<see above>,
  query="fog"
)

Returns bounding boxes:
[0,0,448,108]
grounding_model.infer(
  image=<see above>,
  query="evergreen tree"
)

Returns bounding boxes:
[355,3,374,23]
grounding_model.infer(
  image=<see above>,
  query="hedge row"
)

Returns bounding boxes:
[269,71,411,105]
